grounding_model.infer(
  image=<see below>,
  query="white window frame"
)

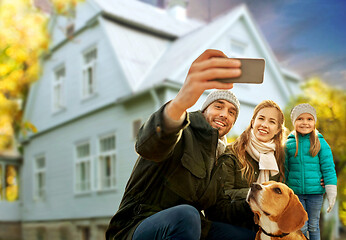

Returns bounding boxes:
[97,133,116,191]
[229,38,247,57]
[75,141,92,194]
[52,65,65,112]
[33,155,46,201]
[81,47,97,99]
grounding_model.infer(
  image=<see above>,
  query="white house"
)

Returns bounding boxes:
[1,0,302,239]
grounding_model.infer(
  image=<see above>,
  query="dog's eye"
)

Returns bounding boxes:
[263,211,270,216]
[273,187,282,194]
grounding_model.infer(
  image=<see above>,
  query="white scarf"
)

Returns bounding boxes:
[246,129,279,183]
[216,135,228,159]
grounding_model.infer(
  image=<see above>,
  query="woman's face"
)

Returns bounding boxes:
[251,107,281,142]
[294,113,315,135]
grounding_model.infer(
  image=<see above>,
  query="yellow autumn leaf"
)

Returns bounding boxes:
[24,121,38,133]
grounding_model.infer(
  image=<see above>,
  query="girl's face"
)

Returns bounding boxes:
[251,107,281,142]
[294,113,315,135]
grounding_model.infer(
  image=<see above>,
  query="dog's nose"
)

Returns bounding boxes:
[250,183,262,192]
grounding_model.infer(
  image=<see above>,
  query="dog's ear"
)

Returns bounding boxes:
[253,212,260,225]
[276,192,308,233]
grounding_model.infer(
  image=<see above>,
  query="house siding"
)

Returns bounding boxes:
[21,93,159,222]
[25,22,131,136]
[10,1,303,239]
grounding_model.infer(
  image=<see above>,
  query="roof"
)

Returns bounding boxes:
[81,1,299,99]
[94,0,203,37]
[136,5,246,91]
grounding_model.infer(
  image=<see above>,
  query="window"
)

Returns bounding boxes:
[230,39,247,56]
[34,156,46,200]
[75,142,91,193]
[5,165,19,201]
[132,119,142,139]
[59,227,70,240]
[80,227,90,240]
[98,135,116,190]
[0,164,3,200]
[36,228,46,240]
[53,66,65,111]
[82,48,97,98]
[0,163,20,202]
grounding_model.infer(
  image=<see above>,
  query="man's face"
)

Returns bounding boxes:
[203,100,237,138]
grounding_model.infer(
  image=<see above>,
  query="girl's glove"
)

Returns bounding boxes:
[325,185,337,213]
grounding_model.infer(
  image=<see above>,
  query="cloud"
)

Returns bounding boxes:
[339,70,346,83]
[284,54,346,88]
[185,0,346,89]
[320,70,346,89]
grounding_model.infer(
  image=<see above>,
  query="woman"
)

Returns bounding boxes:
[223,100,286,230]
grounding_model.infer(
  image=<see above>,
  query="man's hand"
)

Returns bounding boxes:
[166,49,241,120]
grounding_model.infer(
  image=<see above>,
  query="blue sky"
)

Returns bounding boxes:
[186,0,346,89]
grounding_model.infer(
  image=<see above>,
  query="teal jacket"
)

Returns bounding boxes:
[285,132,337,195]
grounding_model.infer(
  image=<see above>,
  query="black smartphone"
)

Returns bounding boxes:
[215,58,265,84]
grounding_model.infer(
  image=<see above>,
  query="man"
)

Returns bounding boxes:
[106,49,256,240]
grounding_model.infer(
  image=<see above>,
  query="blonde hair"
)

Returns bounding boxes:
[293,130,320,158]
[230,100,286,184]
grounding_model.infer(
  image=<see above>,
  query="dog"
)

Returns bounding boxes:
[247,181,308,240]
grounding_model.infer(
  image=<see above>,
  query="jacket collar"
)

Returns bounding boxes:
[189,111,218,135]
[288,130,323,139]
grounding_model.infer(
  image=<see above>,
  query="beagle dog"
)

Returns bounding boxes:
[247,181,308,240]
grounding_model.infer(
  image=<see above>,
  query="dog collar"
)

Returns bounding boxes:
[261,227,289,238]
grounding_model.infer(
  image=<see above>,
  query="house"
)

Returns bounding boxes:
[0,145,22,240]
[3,0,302,239]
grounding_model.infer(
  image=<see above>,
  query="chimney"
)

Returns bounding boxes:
[33,0,53,14]
[167,0,189,20]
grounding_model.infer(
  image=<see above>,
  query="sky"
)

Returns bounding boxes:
[182,0,346,89]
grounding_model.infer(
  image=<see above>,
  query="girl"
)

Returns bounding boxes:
[285,103,337,240]
[223,100,286,230]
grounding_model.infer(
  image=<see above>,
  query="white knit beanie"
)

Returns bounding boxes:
[201,90,240,119]
[290,103,317,124]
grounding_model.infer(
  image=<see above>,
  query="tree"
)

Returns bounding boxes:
[0,0,84,152]
[284,77,346,225]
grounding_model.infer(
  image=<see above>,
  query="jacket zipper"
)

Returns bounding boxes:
[211,129,219,170]
[299,137,305,194]
[198,129,222,202]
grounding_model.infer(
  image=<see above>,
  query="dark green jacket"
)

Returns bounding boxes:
[106,104,252,240]
[223,149,280,230]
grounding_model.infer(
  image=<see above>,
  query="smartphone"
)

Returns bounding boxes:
[215,58,265,84]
